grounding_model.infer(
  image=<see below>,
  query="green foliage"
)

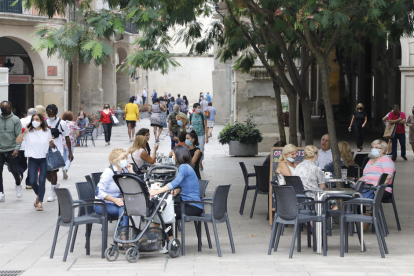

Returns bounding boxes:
[218,115,263,145]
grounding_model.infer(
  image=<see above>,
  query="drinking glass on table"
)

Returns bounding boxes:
[160,153,165,163]
[341,169,347,181]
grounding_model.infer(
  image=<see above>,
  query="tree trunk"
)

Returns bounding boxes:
[300,46,314,145]
[319,60,342,184]
[301,98,313,145]
[287,92,298,146]
[272,81,286,143]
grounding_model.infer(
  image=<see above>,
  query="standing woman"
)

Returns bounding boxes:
[136,128,152,155]
[406,106,414,160]
[148,98,166,142]
[186,131,202,179]
[16,114,54,211]
[125,96,140,142]
[348,103,367,152]
[100,103,114,146]
[182,96,189,115]
[61,111,79,180]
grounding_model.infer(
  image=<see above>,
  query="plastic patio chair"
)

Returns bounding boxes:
[51,188,108,262]
[198,179,210,199]
[80,124,95,147]
[90,172,103,190]
[84,175,94,189]
[340,185,389,258]
[250,165,270,219]
[238,162,256,215]
[354,153,368,168]
[181,184,235,257]
[268,185,328,258]
[381,172,401,231]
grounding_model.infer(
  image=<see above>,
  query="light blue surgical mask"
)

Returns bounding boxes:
[119,159,128,169]
[371,148,381,158]
[287,157,295,163]
[177,120,183,126]
[314,160,319,166]
[185,139,192,147]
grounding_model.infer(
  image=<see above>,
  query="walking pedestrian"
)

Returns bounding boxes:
[45,104,73,202]
[125,96,140,142]
[176,94,183,106]
[152,89,157,104]
[199,92,204,103]
[61,111,79,180]
[406,106,414,160]
[206,92,211,102]
[0,101,23,202]
[382,106,394,155]
[388,104,407,161]
[159,96,168,129]
[149,98,166,142]
[75,110,89,146]
[142,88,147,104]
[168,104,180,149]
[318,99,325,118]
[348,103,368,152]
[169,96,175,113]
[180,95,189,115]
[100,103,114,146]
[206,102,216,138]
[35,105,47,120]
[189,103,208,171]
[19,108,36,189]
[16,114,54,211]
[200,96,209,114]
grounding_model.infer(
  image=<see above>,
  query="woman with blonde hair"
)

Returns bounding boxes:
[276,144,298,185]
[348,103,368,152]
[35,105,47,119]
[324,141,356,174]
[293,145,326,199]
[127,135,158,171]
[173,113,193,142]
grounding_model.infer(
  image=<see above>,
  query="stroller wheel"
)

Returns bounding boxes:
[105,245,119,262]
[126,247,140,263]
[168,238,181,258]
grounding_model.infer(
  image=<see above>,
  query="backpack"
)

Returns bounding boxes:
[180,102,188,113]
[204,107,210,118]
[50,118,63,139]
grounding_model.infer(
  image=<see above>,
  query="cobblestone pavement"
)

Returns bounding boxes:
[0,118,413,276]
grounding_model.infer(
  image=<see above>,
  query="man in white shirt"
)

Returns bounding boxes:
[18,108,37,189]
[318,134,333,170]
[142,88,147,104]
[46,104,73,202]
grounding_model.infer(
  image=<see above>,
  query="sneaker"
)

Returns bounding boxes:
[159,244,168,254]
[47,183,60,202]
[0,192,4,202]
[26,185,32,189]
[62,169,68,180]
[402,156,407,161]
[15,185,23,198]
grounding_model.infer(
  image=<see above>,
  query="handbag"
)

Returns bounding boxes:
[130,153,142,174]
[46,146,66,171]
[383,124,397,139]
[111,114,119,124]
[204,107,210,118]
[153,194,176,224]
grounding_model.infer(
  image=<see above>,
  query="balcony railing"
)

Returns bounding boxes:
[125,20,138,34]
[0,0,22,14]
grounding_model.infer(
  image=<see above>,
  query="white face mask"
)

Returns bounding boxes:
[119,159,128,169]
[32,121,41,128]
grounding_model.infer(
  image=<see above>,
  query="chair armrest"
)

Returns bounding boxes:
[341,200,374,206]
[74,199,105,204]
[201,197,212,201]
[247,173,256,177]
[296,194,314,201]
[181,200,212,206]
[73,201,107,214]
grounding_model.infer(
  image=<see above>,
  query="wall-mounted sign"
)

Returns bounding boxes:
[9,75,32,84]
[48,66,57,76]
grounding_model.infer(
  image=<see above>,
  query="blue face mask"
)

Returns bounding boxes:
[371,148,381,158]
[177,120,183,126]
[314,160,319,166]
[287,157,295,163]
[185,139,192,147]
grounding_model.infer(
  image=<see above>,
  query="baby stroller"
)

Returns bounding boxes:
[104,166,180,263]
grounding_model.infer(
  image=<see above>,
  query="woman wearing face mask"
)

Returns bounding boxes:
[186,131,202,179]
[76,110,89,146]
[16,114,55,211]
[348,103,368,152]
[293,145,326,199]
[406,106,414,160]
[358,140,395,200]
[276,144,297,185]
[95,148,135,239]
[175,113,193,135]
[100,103,114,146]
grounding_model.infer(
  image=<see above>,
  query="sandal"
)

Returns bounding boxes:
[34,198,39,208]
[37,202,43,211]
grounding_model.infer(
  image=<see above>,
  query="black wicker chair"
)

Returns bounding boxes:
[238,162,256,215]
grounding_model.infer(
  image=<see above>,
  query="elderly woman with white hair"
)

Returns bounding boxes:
[358,139,395,200]
[276,144,298,185]
[293,145,326,199]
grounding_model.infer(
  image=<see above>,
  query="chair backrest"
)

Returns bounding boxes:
[211,184,231,221]
[377,173,388,186]
[113,173,151,217]
[90,172,103,189]
[373,185,387,215]
[239,162,249,187]
[85,124,94,135]
[198,179,209,199]
[346,166,360,179]
[55,188,74,224]
[75,182,95,216]
[362,156,370,169]
[84,175,93,187]
[284,176,306,195]
[254,165,270,193]
[354,153,368,168]
[273,185,298,221]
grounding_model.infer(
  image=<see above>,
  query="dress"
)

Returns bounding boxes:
[150,103,163,128]
[407,115,414,145]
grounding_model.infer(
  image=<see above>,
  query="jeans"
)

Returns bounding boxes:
[142,97,146,104]
[198,135,206,162]
[391,133,406,159]
[162,112,167,128]
[28,157,47,202]
[76,129,85,145]
[63,146,74,171]
[0,151,21,193]
[102,123,112,142]
[170,132,178,150]
[352,125,364,149]
[94,203,129,227]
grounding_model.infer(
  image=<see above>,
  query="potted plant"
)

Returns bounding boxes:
[78,107,103,137]
[218,114,263,156]
[138,103,151,119]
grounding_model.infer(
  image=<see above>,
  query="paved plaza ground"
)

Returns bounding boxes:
[0,118,413,276]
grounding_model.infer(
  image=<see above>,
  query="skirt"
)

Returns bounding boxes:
[207,120,215,128]
[126,120,136,128]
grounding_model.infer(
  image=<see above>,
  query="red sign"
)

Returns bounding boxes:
[48,66,57,76]
[9,75,32,84]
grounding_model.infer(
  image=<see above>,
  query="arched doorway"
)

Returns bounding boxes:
[116,47,131,105]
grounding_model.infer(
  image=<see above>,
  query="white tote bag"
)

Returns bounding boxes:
[111,114,119,124]
[153,194,176,224]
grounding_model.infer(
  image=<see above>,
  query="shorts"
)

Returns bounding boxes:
[207,120,215,128]
[126,120,136,128]
[151,123,163,128]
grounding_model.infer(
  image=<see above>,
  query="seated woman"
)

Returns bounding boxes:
[136,128,152,155]
[324,141,356,175]
[276,144,298,185]
[149,145,203,238]
[293,145,326,199]
[95,148,135,236]
[186,131,202,179]
[359,139,395,200]
[128,135,158,172]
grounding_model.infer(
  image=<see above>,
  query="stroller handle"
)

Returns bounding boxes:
[147,165,178,187]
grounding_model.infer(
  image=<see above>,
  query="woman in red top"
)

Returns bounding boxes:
[100,103,114,146]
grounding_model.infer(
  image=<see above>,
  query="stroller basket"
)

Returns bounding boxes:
[138,227,164,252]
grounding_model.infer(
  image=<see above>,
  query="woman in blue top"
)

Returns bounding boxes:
[149,145,203,237]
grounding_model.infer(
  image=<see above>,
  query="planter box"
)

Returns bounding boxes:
[113,110,125,126]
[229,141,258,156]
[139,111,149,119]
[92,124,103,138]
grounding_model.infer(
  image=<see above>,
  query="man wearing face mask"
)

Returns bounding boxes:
[348,103,368,152]
[0,101,23,202]
[388,104,407,161]
[189,103,208,171]
[45,104,73,202]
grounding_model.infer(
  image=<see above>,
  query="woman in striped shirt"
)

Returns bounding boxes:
[359,139,395,200]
